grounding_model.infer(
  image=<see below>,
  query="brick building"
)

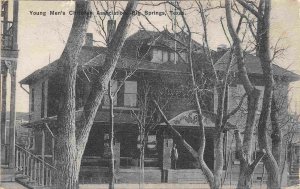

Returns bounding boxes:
[18,29,300,187]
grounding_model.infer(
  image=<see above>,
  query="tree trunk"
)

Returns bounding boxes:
[75,0,138,151]
[53,1,138,188]
[224,1,267,189]
[54,1,91,188]
[55,134,81,189]
[256,1,281,188]
[139,138,145,189]
[270,94,281,165]
[213,132,224,189]
[237,162,252,189]
[184,17,215,188]
[109,81,115,189]
[154,100,215,188]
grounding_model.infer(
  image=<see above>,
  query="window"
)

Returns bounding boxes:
[103,80,118,106]
[179,52,187,62]
[151,49,171,63]
[146,135,157,151]
[151,49,163,62]
[102,80,137,107]
[124,81,137,107]
[162,51,169,62]
[31,88,35,112]
[169,52,175,62]
[136,135,157,149]
[41,82,45,118]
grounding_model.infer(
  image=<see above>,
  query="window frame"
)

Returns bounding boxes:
[31,88,35,112]
[123,80,137,107]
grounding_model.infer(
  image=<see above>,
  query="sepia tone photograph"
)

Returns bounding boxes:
[1,0,300,188]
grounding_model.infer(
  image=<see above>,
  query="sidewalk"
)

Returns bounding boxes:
[0,182,27,189]
[79,184,300,189]
[79,184,260,189]
[0,183,298,189]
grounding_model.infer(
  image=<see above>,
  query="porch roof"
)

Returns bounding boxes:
[159,110,237,130]
[21,109,138,129]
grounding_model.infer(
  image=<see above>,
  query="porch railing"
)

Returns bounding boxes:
[15,144,56,187]
[1,21,14,50]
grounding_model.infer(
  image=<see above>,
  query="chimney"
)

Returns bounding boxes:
[217,44,227,52]
[107,19,116,44]
[85,33,93,47]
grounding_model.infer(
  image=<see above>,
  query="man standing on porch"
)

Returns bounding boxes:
[171,144,178,169]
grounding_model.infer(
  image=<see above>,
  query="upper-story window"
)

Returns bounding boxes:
[169,52,175,62]
[124,81,137,107]
[103,80,118,106]
[152,49,163,63]
[31,88,35,112]
[179,52,187,62]
[41,82,45,118]
[151,48,187,63]
[103,80,137,108]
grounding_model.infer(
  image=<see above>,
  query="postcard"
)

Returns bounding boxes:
[1,1,300,189]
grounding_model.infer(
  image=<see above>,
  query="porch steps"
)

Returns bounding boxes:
[14,145,56,189]
[15,174,54,189]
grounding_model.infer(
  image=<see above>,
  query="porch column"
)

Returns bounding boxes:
[1,67,8,165]
[8,62,17,168]
[41,130,45,160]
[161,136,173,183]
[1,67,7,145]
[162,138,173,169]
[41,130,45,185]
[52,137,55,164]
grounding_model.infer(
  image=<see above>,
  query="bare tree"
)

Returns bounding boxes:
[140,1,252,188]
[225,0,287,188]
[52,1,138,188]
[150,1,247,188]
[131,77,170,189]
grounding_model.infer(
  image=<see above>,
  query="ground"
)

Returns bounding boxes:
[79,184,300,189]
[0,183,298,189]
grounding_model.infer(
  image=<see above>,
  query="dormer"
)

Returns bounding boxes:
[150,48,187,64]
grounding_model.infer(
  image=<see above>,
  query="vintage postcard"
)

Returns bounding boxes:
[1,0,300,189]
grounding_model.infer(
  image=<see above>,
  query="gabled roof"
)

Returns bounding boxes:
[126,29,202,51]
[20,45,191,85]
[20,30,300,85]
[215,51,300,82]
[20,46,105,85]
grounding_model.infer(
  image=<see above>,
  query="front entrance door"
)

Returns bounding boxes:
[83,124,104,157]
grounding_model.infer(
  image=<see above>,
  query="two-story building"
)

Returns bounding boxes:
[18,29,300,187]
[1,0,19,183]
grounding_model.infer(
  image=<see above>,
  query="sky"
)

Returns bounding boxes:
[5,0,300,113]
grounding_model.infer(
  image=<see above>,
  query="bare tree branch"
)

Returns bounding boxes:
[236,0,260,18]
[225,93,247,120]
[153,100,199,159]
